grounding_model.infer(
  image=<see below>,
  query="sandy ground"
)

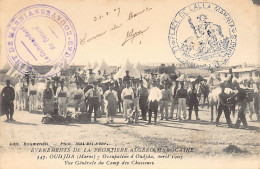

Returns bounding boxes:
[0,106,260,169]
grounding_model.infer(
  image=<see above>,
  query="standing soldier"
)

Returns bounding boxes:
[138,80,149,121]
[229,82,249,129]
[146,81,162,125]
[160,82,171,121]
[85,81,102,123]
[121,81,134,122]
[56,80,69,118]
[71,82,84,112]
[170,81,178,119]
[42,80,54,116]
[176,81,188,121]
[28,79,37,112]
[1,80,15,122]
[216,83,233,127]
[188,82,200,120]
[123,70,131,85]
[104,82,118,123]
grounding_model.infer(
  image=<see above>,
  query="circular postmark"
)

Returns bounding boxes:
[168,2,237,69]
[6,4,77,78]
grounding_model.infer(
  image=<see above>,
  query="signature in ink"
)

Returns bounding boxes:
[122,27,149,46]
[80,31,107,45]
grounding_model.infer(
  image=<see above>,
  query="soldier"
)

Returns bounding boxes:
[56,80,69,117]
[138,80,149,121]
[71,82,84,112]
[123,70,131,85]
[160,82,171,121]
[216,83,233,127]
[28,79,37,112]
[146,81,162,125]
[1,79,15,122]
[170,81,178,119]
[104,82,118,123]
[121,81,134,122]
[188,82,200,121]
[176,81,188,121]
[229,82,249,129]
[85,81,102,123]
[42,80,54,116]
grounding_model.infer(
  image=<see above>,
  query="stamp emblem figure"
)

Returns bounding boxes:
[5,4,77,78]
[168,2,237,69]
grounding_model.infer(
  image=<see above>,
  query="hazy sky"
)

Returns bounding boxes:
[1,0,259,69]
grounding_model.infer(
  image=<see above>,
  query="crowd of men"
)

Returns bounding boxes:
[1,68,260,129]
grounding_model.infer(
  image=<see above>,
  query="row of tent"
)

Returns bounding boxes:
[3,59,144,79]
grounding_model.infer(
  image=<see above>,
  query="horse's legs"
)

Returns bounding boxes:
[210,104,214,123]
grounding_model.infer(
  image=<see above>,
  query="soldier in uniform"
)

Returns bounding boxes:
[104,82,118,123]
[176,81,188,121]
[42,80,54,116]
[85,81,102,123]
[229,82,249,129]
[188,82,200,120]
[216,83,233,127]
[160,82,171,121]
[123,70,131,85]
[146,81,162,125]
[138,80,149,121]
[28,79,37,112]
[121,81,134,122]
[71,82,85,112]
[1,80,15,122]
[56,80,69,117]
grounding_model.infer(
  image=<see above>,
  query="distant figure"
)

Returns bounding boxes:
[104,82,118,124]
[176,81,188,121]
[160,82,171,121]
[1,79,15,122]
[121,81,134,123]
[85,81,102,123]
[229,82,248,129]
[188,82,200,120]
[138,80,149,121]
[71,82,84,112]
[42,80,54,116]
[56,80,69,117]
[123,70,131,85]
[170,81,179,119]
[28,79,37,112]
[216,83,233,127]
[146,81,162,125]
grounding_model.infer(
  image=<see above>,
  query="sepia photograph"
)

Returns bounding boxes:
[0,0,259,168]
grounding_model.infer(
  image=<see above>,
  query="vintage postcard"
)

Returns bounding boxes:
[0,0,259,168]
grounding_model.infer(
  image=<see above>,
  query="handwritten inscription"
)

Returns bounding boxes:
[122,27,149,46]
[127,7,152,21]
[80,7,152,46]
[80,31,107,45]
[93,8,121,22]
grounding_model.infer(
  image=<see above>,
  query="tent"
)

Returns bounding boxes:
[114,59,140,79]
[135,62,143,74]
[93,60,112,74]
[93,61,98,69]
[83,62,92,71]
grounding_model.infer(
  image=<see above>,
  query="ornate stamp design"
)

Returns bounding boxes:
[168,2,237,69]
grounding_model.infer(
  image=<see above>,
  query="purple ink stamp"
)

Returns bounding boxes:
[168,2,237,69]
[5,4,77,78]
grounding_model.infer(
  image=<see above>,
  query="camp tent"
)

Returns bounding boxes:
[93,60,112,75]
[93,61,98,70]
[83,62,92,71]
[114,59,140,79]
[135,62,143,74]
